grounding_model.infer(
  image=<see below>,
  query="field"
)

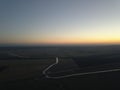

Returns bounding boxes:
[0,45,120,89]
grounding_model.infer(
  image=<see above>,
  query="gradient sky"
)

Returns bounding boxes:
[0,0,120,45]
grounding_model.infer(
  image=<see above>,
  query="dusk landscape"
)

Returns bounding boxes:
[0,0,120,89]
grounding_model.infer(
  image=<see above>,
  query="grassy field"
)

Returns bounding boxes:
[0,59,54,82]
[0,45,120,89]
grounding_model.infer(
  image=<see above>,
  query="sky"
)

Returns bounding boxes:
[0,0,120,45]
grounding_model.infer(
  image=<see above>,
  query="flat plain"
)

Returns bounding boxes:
[0,45,120,89]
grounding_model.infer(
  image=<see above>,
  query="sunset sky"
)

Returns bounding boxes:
[0,0,120,45]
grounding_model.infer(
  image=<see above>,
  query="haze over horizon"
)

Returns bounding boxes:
[0,0,120,45]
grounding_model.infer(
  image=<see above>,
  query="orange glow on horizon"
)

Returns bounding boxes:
[6,38,119,45]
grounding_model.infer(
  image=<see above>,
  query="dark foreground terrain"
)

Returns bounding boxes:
[0,45,120,90]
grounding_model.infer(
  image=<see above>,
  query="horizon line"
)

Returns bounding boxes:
[0,43,120,47]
